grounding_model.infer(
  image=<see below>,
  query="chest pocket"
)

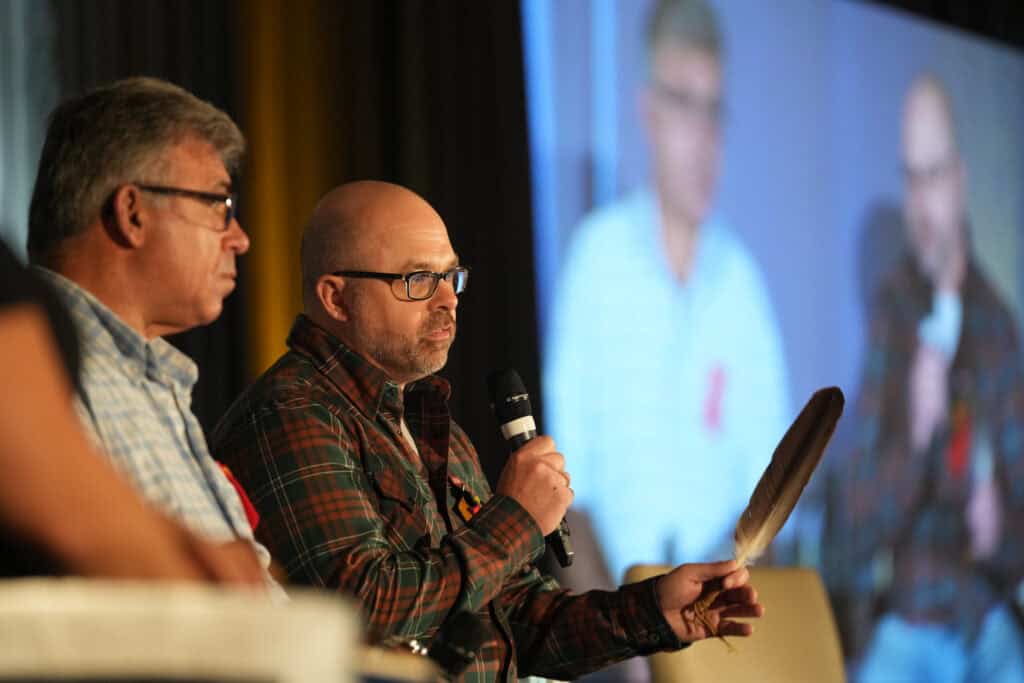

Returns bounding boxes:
[365,452,434,551]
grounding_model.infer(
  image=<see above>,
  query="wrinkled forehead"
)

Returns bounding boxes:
[158,136,232,189]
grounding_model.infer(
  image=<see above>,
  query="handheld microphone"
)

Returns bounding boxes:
[487,368,574,567]
[426,610,486,679]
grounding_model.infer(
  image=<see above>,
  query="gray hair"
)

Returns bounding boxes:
[647,0,722,59]
[27,76,245,264]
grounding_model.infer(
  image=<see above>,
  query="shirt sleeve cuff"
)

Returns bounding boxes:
[618,576,690,653]
[465,493,547,567]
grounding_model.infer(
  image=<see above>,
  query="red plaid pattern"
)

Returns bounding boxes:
[211,315,684,682]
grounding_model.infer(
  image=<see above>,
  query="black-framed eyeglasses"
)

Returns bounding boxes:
[136,184,237,232]
[332,266,470,301]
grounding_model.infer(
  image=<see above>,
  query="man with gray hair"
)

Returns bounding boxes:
[545,0,790,587]
[27,77,277,590]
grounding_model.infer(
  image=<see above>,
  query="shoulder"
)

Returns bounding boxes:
[568,190,654,256]
[966,261,1020,346]
[702,218,763,282]
[557,191,660,298]
[213,350,360,446]
[697,218,777,319]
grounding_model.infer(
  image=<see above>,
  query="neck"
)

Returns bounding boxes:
[50,240,153,339]
[658,201,700,282]
[932,223,969,294]
[305,309,410,391]
[936,245,967,294]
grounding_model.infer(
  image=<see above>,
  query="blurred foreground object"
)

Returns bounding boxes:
[0,579,358,682]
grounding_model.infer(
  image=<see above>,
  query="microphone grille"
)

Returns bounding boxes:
[487,368,533,422]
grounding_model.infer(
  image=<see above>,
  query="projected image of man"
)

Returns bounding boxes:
[839,74,1024,682]
[544,0,790,584]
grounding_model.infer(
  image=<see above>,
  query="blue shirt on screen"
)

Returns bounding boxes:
[544,189,791,583]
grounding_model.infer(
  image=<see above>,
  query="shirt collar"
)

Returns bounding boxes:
[286,314,451,419]
[33,267,198,391]
[638,187,722,287]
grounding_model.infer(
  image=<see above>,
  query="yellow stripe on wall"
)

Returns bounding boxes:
[238,0,338,376]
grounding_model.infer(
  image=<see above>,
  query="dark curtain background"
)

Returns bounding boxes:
[873,0,1023,48]
[47,0,1020,474]
[231,0,542,485]
[299,0,543,483]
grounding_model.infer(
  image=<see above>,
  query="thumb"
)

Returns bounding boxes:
[690,559,740,582]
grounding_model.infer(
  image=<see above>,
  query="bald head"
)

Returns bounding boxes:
[903,75,959,167]
[300,181,460,385]
[300,181,444,311]
[901,75,967,288]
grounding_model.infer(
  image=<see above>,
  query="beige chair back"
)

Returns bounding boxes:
[624,565,846,683]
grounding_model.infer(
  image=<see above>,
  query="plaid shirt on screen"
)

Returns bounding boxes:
[211,315,685,682]
[831,252,1024,644]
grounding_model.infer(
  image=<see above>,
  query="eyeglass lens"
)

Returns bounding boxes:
[406,268,468,299]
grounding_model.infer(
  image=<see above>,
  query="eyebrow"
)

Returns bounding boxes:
[399,255,460,272]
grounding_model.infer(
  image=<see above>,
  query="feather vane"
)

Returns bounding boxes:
[733,386,844,566]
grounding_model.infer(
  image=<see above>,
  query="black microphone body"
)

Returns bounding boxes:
[487,369,574,567]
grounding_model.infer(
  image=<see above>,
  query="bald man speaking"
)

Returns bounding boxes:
[212,181,762,681]
[839,76,1024,682]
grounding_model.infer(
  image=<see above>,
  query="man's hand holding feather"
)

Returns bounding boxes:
[655,560,764,642]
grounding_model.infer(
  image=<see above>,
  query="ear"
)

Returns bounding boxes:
[316,274,349,322]
[107,185,147,249]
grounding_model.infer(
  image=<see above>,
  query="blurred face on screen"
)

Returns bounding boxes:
[902,82,966,286]
[645,42,723,229]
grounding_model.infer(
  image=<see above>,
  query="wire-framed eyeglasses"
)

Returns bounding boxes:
[136,184,237,232]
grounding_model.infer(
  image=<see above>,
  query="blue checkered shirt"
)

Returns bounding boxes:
[37,268,281,592]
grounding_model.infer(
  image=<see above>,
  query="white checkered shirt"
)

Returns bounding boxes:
[38,268,282,594]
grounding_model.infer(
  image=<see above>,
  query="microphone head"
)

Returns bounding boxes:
[487,368,533,422]
[427,611,486,677]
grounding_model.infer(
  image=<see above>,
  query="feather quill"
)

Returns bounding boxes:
[733,386,844,566]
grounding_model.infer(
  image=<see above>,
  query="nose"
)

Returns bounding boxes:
[225,217,251,255]
[431,276,459,312]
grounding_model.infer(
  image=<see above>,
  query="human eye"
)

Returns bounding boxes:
[406,271,437,299]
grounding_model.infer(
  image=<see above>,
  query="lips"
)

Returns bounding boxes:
[423,313,456,342]
[424,325,454,341]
